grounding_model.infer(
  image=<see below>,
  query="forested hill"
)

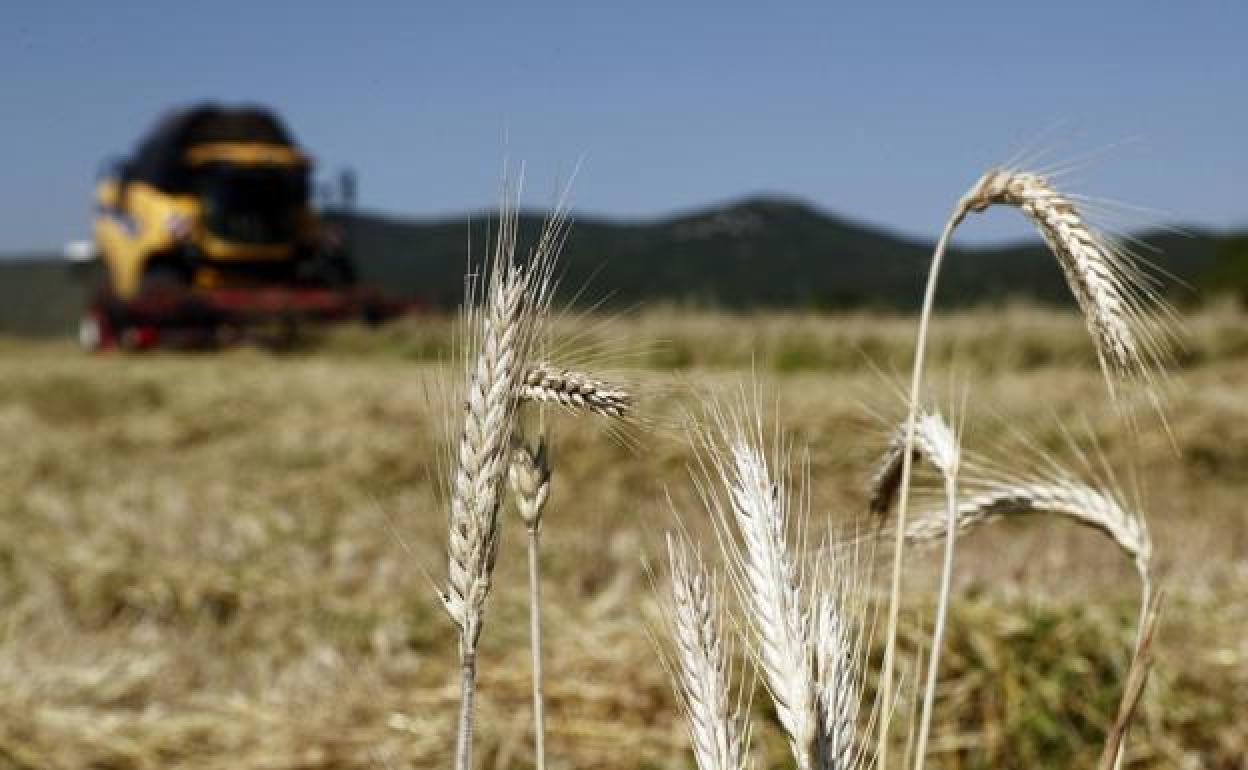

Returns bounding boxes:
[1,196,1240,336]
[342,196,1226,309]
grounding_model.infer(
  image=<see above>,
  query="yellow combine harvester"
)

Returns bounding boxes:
[84,104,404,350]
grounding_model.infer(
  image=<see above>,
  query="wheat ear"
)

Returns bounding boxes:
[716,437,818,770]
[443,194,563,770]
[706,417,869,770]
[811,548,868,770]
[518,362,633,418]
[663,533,752,770]
[905,479,1152,588]
[959,169,1173,387]
[877,166,1172,766]
[510,436,552,531]
[509,436,552,770]
[868,411,961,517]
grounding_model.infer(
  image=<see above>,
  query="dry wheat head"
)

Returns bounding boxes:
[868,411,959,516]
[812,565,867,770]
[699,407,869,770]
[956,169,1173,389]
[906,479,1152,583]
[508,436,552,531]
[519,362,633,418]
[720,439,818,770]
[442,203,563,656]
[664,533,752,770]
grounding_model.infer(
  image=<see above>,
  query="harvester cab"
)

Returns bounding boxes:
[84,104,395,350]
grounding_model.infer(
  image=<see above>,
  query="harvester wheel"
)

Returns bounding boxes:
[120,325,160,351]
[78,308,117,352]
[78,312,104,352]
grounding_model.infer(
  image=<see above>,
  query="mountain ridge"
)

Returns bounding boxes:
[1,196,1240,336]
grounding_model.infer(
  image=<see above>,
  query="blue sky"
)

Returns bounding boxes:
[1,0,1244,252]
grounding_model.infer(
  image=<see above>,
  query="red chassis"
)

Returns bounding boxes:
[80,286,419,351]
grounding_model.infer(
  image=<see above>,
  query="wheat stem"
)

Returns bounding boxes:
[878,210,963,767]
[509,437,552,770]
[527,528,547,770]
[455,654,477,770]
[1098,591,1163,770]
[911,415,960,770]
[1114,577,1153,770]
[443,186,564,770]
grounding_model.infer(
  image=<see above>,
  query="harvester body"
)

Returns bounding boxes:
[84,104,402,349]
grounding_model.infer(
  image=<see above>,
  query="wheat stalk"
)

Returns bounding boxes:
[877,166,1173,766]
[508,436,552,770]
[519,362,633,418]
[444,260,522,770]
[442,191,564,770]
[906,475,1155,770]
[895,410,963,770]
[663,533,752,770]
[1098,591,1163,770]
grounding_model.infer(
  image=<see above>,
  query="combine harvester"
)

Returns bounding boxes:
[80,104,412,350]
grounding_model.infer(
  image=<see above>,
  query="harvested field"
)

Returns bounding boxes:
[0,306,1244,769]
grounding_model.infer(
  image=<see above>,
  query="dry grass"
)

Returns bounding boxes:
[0,305,1245,768]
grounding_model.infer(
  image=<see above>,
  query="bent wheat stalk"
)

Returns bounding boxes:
[906,474,1154,770]
[959,170,1173,386]
[1098,590,1163,770]
[878,167,1173,766]
[508,364,629,768]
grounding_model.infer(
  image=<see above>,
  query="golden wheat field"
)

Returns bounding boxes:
[0,306,1245,770]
